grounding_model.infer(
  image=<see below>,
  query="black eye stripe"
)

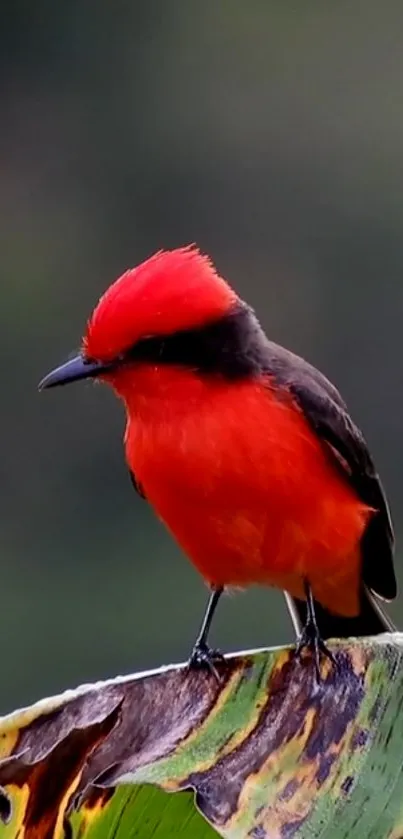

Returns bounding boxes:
[117,303,269,379]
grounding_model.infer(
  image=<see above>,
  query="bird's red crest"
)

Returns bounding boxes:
[84,246,236,361]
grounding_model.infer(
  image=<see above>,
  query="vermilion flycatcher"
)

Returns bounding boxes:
[39,247,397,677]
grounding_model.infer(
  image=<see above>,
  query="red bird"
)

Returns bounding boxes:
[39,247,397,676]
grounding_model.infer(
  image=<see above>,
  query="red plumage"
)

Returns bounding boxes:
[120,365,370,616]
[85,247,235,362]
[83,247,382,618]
[40,245,397,659]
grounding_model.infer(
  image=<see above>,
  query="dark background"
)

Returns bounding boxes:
[2,2,402,712]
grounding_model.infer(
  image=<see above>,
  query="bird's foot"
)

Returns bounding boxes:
[188,640,225,682]
[295,620,337,682]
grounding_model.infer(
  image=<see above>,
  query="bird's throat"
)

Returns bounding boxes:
[108,362,234,423]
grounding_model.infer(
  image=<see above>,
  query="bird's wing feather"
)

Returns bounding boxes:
[263,340,396,601]
[129,469,147,500]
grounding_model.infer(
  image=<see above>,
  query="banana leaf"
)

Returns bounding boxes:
[0,634,402,839]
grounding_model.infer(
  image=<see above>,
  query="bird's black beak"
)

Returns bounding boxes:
[38,354,113,391]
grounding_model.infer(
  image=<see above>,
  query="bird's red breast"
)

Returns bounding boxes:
[113,363,372,617]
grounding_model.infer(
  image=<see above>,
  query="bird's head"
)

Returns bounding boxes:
[38,246,239,396]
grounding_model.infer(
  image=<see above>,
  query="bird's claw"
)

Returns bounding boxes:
[188,640,224,682]
[295,620,337,682]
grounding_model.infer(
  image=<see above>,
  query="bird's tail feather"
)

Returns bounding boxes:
[285,586,395,639]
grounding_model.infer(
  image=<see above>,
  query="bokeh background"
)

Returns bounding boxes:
[2,2,403,711]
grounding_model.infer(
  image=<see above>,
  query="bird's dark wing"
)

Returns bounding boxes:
[129,469,146,500]
[263,340,396,601]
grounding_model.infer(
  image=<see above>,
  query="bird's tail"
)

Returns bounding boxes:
[285,586,395,639]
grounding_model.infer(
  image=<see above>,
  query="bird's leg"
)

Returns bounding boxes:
[295,579,337,680]
[188,586,224,680]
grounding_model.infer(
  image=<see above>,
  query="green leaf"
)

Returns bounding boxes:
[0,635,403,838]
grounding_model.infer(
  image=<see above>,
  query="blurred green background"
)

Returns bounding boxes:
[2,2,403,712]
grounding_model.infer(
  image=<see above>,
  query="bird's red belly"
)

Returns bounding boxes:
[126,377,372,617]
